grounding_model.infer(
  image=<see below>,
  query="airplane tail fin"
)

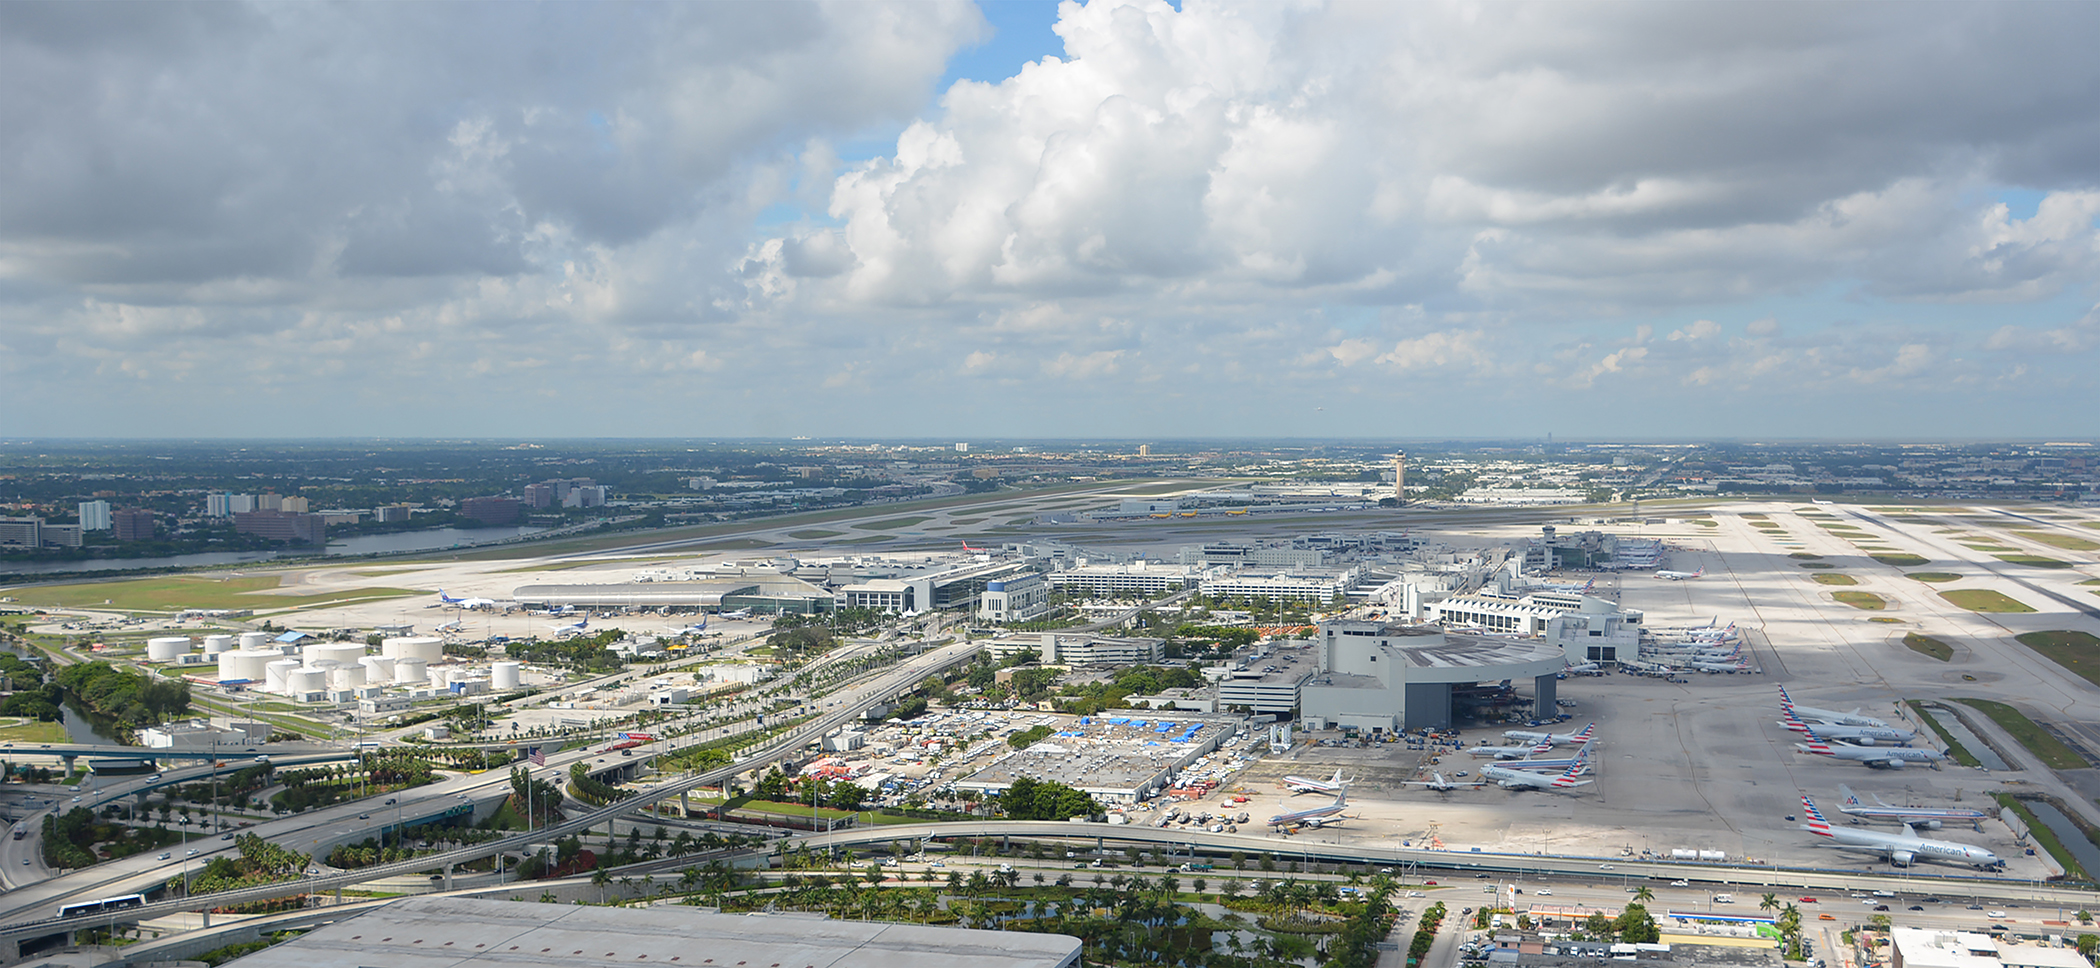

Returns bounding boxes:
[1331,769,1345,785]
[1695,567,1705,578]
[1552,756,1587,787]
[1801,795,1834,835]
[1839,784,1862,807]
[1778,685,1796,712]
[1574,723,1595,742]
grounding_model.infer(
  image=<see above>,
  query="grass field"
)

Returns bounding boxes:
[1740,512,1767,519]
[0,719,69,743]
[1937,589,2035,613]
[857,516,934,530]
[2011,531,2100,552]
[2013,631,2100,690]
[8,575,419,613]
[1811,573,1859,586]
[1905,572,1962,582]
[1994,554,2074,568]
[1954,699,2091,769]
[1994,795,2089,882]
[1869,553,1930,567]
[1903,632,1954,661]
[1798,562,1834,569]
[1789,552,1823,560]
[1832,591,1886,610]
[785,529,844,539]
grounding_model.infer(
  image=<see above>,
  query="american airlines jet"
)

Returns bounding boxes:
[1835,785,1988,830]
[1268,786,1350,828]
[1799,795,2001,869]
[1467,741,1556,760]
[1779,714,1917,746]
[1779,685,1891,728]
[1283,769,1349,795]
[1795,723,1943,769]
[1654,566,1704,581]
[1503,723,1595,746]
[1481,750,1592,791]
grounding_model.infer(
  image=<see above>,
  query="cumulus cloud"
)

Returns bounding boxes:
[6,0,2100,436]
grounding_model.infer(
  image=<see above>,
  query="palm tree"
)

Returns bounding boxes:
[1760,892,1780,915]
[591,865,613,903]
[1633,885,1654,904]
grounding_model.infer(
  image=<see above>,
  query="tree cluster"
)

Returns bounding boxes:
[54,661,189,727]
[997,775,1100,821]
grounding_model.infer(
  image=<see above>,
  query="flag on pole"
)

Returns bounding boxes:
[528,746,545,767]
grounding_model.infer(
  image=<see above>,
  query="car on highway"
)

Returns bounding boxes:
[1874,905,1890,911]
[186,849,198,856]
[1536,889,1551,896]
[1909,906,1925,912]
[1799,897,1818,903]
[1669,880,1689,887]
[1987,911,2008,919]
[358,813,370,819]
[158,852,171,860]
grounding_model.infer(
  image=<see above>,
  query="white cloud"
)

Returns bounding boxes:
[7,0,2100,436]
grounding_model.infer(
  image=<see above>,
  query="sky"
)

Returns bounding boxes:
[3,0,2099,441]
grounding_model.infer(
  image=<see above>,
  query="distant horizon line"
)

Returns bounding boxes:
[2,436,2094,446]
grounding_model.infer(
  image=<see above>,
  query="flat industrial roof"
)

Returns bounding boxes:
[225,896,1082,968]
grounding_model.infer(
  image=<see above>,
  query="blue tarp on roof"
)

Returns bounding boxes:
[274,631,309,643]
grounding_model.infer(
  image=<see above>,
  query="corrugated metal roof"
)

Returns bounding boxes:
[225,896,1081,968]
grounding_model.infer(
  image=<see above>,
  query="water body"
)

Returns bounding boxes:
[1923,707,2011,770]
[0,526,545,579]
[2024,801,2100,881]
[58,702,131,747]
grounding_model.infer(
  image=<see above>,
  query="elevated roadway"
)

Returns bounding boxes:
[0,641,979,962]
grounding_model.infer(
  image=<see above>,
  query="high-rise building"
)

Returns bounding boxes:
[522,483,554,508]
[459,496,522,525]
[0,518,42,549]
[233,510,326,545]
[78,500,111,531]
[374,504,413,523]
[279,496,310,513]
[955,442,970,453]
[112,508,157,542]
[257,492,284,511]
[1137,444,1150,457]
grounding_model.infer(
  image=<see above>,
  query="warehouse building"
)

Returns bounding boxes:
[223,896,1082,968]
[1299,620,1568,732]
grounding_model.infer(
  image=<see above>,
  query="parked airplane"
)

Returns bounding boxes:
[438,589,497,610]
[1799,795,2001,868]
[1779,715,1916,746]
[1404,772,1469,792]
[1795,723,1943,769]
[1467,741,1556,760]
[1835,785,1988,830]
[551,615,590,638]
[1267,786,1350,828]
[1691,660,1751,674]
[719,608,753,620]
[434,619,464,634]
[1655,566,1705,581]
[664,614,708,636]
[1480,751,1592,791]
[1562,662,1604,677]
[1504,723,1596,746]
[1283,769,1349,795]
[1779,685,1892,728]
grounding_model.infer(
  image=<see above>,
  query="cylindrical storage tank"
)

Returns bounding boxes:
[393,657,428,684]
[491,661,521,691]
[330,664,367,690]
[360,655,395,681]
[239,631,272,650]
[428,666,451,689]
[289,668,328,696]
[382,636,444,664]
[202,634,235,656]
[264,659,300,694]
[221,649,276,684]
[146,637,190,662]
[305,643,366,668]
